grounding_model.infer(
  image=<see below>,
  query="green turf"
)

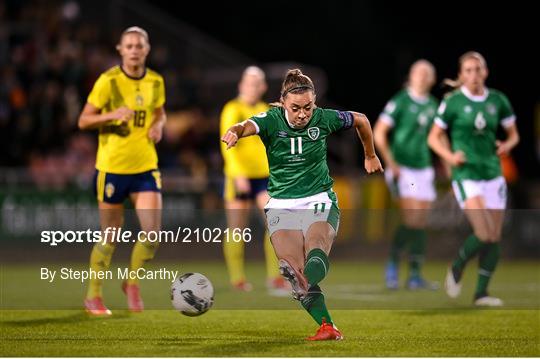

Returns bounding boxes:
[1,261,539,356]
[1,309,538,356]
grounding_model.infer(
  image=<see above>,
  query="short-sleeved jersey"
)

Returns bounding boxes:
[434,86,516,181]
[380,89,438,168]
[249,107,354,199]
[87,66,166,174]
[220,98,270,178]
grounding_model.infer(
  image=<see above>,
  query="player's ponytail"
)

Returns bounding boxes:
[270,69,316,107]
[443,51,487,90]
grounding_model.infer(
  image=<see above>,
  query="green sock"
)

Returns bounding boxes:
[452,234,485,281]
[301,285,333,325]
[389,225,409,264]
[409,229,427,278]
[304,248,329,288]
[475,243,500,299]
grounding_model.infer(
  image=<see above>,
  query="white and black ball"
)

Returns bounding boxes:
[171,273,214,316]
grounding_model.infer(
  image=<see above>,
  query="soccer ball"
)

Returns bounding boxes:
[171,272,214,316]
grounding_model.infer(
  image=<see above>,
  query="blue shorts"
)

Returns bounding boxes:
[94,169,162,204]
[223,177,268,201]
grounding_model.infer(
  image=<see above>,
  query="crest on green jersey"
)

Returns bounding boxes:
[486,103,496,115]
[308,127,320,140]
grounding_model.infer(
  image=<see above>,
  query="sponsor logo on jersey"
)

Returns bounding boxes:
[464,105,472,113]
[105,183,115,198]
[409,104,418,113]
[486,103,496,115]
[277,130,288,138]
[307,127,320,140]
[474,112,486,131]
[417,113,428,127]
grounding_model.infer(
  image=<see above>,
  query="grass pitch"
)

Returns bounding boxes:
[1,261,539,356]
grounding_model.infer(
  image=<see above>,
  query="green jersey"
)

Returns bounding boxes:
[381,89,438,168]
[435,86,515,180]
[249,107,354,199]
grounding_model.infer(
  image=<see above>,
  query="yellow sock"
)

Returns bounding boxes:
[128,235,159,285]
[264,231,279,279]
[86,242,115,299]
[223,232,245,284]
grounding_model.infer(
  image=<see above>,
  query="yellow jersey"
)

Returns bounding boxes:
[220,98,270,178]
[87,66,165,174]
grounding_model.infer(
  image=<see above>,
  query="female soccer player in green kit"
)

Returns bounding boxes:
[374,60,439,290]
[222,69,383,340]
[428,51,519,306]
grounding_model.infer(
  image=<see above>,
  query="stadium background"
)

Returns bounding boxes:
[1,0,538,254]
[0,1,539,356]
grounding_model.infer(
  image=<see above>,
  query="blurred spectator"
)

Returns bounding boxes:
[1,0,217,190]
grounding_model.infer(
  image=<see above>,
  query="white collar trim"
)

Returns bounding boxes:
[284,109,294,127]
[461,85,489,102]
[284,107,313,129]
[284,108,302,129]
[407,88,429,104]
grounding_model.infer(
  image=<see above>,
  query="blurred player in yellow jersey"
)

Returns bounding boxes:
[220,66,289,295]
[78,27,166,315]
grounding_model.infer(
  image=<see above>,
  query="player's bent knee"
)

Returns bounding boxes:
[402,215,426,229]
[473,229,491,242]
[489,231,502,243]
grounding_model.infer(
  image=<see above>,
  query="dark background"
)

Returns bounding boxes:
[1,0,538,188]
[0,0,538,262]
[153,0,539,177]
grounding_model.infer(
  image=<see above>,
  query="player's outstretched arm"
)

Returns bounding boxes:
[373,117,399,176]
[352,112,383,174]
[496,123,519,156]
[78,103,134,130]
[427,124,465,167]
[148,106,167,143]
[221,120,257,149]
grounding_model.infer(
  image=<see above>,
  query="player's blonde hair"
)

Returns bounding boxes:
[271,69,315,107]
[117,26,150,48]
[242,65,265,80]
[443,51,487,89]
